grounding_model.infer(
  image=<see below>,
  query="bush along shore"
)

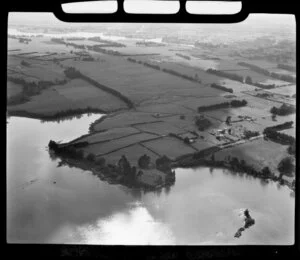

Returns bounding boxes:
[172,151,295,192]
[48,140,175,190]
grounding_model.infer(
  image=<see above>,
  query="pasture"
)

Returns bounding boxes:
[135,121,186,136]
[82,132,159,156]
[105,144,159,165]
[91,111,164,131]
[7,81,23,99]
[142,136,197,160]
[73,126,140,144]
[214,138,291,177]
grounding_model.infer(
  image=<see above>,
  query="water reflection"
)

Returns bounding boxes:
[7,115,294,244]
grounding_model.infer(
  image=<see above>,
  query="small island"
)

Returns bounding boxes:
[234,209,255,238]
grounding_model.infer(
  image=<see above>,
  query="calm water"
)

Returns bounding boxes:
[7,114,294,244]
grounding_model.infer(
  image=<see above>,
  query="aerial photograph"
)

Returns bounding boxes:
[7,12,295,245]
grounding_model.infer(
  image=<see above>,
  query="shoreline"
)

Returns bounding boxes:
[6,106,128,122]
[172,154,295,192]
[7,111,294,192]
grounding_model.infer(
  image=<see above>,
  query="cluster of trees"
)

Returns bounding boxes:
[155,155,172,172]
[246,75,276,90]
[82,56,95,61]
[238,62,295,83]
[127,57,202,83]
[238,62,269,75]
[143,62,161,70]
[88,37,126,47]
[136,41,165,47]
[206,68,244,83]
[252,82,276,89]
[277,63,296,72]
[66,37,85,41]
[63,67,82,79]
[197,99,247,112]
[175,53,191,60]
[161,68,201,83]
[195,116,212,131]
[265,121,293,131]
[7,76,67,105]
[87,45,121,56]
[278,157,294,177]
[270,103,296,116]
[51,38,65,44]
[138,154,151,169]
[287,142,295,155]
[210,83,233,93]
[21,60,30,67]
[263,127,295,146]
[243,130,260,139]
[48,140,85,160]
[226,156,272,179]
[63,67,134,109]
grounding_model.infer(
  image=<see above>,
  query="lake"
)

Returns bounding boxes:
[7,114,294,244]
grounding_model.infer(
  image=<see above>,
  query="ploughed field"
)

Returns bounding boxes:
[7,34,296,189]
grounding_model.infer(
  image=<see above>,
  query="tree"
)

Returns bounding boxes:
[245,76,252,84]
[86,153,96,162]
[226,116,231,125]
[138,154,151,169]
[261,166,271,178]
[278,157,294,177]
[95,157,106,166]
[183,137,190,144]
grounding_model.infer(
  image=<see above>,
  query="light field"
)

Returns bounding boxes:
[214,138,291,177]
[82,133,159,156]
[73,127,140,144]
[135,121,186,136]
[105,144,159,165]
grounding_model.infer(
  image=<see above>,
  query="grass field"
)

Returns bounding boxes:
[142,136,197,160]
[135,121,186,136]
[73,126,140,144]
[7,81,23,99]
[91,111,164,131]
[8,78,127,115]
[105,143,159,165]
[61,54,224,105]
[214,138,291,177]
[267,85,296,96]
[81,132,159,156]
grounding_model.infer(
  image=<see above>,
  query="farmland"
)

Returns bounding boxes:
[7,24,296,190]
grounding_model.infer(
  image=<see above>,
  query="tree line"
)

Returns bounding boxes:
[63,67,135,109]
[7,76,67,106]
[127,57,202,83]
[277,63,296,72]
[263,122,295,148]
[270,103,296,116]
[238,62,296,83]
[197,99,247,112]
[210,83,233,93]
[206,68,244,83]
